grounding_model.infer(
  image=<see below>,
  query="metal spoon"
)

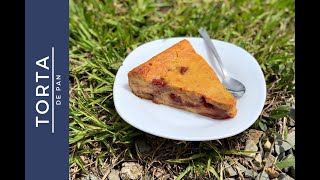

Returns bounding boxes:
[198,28,246,99]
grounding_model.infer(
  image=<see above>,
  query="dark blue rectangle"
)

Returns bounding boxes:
[26,0,69,179]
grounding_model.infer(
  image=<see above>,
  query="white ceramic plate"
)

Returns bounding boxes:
[113,37,266,141]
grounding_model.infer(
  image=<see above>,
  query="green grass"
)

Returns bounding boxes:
[69,0,295,179]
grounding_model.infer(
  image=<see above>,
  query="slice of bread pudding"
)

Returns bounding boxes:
[128,39,237,119]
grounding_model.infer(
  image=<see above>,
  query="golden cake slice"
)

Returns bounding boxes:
[128,39,237,119]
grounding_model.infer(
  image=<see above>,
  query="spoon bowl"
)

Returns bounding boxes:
[223,76,246,99]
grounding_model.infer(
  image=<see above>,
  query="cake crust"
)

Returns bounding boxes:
[128,39,237,119]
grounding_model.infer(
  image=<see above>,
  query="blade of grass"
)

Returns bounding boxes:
[207,158,220,179]
[177,165,193,180]
[166,153,206,163]
[276,156,295,169]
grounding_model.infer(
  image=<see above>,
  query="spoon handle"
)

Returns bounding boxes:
[198,28,229,79]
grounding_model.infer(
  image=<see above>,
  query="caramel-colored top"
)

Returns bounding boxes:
[128,39,236,110]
